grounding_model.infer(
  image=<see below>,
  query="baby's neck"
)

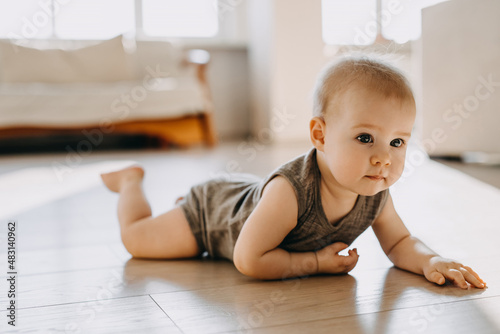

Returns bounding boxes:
[319,179,359,224]
[315,150,359,224]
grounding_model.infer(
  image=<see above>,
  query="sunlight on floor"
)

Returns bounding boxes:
[474,298,500,332]
[0,160,137,220]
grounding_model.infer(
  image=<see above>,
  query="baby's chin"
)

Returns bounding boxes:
[356,179,395,196]
[357,188,388,197]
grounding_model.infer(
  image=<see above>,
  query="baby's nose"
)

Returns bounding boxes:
[370,151,391,166]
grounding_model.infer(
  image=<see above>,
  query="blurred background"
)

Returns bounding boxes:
[0,0,498,162]
[1,3,499,332]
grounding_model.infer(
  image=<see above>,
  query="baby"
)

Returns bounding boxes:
[101,56,486,288]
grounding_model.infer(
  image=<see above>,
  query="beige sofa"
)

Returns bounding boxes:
[0,35,217,147]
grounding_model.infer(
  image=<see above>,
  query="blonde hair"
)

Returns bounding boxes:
[312,55,415,119]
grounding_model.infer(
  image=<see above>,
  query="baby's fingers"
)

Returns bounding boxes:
[335,249,358,273]
[444,269,469,289]
[344,249,358,264]
[426,271,446,285]
[460,267,486,289]
[330,242,349,254]
[463,265,486,286]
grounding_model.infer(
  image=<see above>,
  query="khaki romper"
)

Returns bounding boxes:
[178,148,389,261]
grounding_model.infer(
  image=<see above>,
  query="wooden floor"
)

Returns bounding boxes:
[1,140,499,333]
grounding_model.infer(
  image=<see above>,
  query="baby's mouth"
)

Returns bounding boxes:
[365,175,385,181]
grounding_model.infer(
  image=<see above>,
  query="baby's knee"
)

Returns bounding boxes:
[120,228,141,257]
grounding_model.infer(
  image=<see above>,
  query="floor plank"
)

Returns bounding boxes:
[433,158,500,189]
[151,264,499,334]
[0,258,251,309]
[0,295,181,334]
[238,295,500,334]
[0,244,124,276]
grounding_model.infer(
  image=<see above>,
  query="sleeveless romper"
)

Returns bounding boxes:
[178,148,389,261]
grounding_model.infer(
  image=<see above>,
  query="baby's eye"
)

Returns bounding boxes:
[391,138,404,147]
[357,134,373,144]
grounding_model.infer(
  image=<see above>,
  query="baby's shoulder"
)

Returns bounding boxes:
[262,175,297,196]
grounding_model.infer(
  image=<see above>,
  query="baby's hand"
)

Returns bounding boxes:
[315,242,359,274]
[423,256,486,289]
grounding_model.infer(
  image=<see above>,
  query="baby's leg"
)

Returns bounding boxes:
[101,166,200,259]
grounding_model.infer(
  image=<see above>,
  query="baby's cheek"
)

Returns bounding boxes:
[330,150,365,182]
[327,164,349,185]
[342,166,366,185]
[385,174,400,188]
[389,164,406,184]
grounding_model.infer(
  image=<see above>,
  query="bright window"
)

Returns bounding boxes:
[142,0,218,37]
[0,0,218,40]
[322,0,450,45]
[0,0,52,39]
[322,0,376,45]
[55,0,135,39]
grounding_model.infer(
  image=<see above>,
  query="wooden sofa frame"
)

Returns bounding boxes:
[0,49,217,149]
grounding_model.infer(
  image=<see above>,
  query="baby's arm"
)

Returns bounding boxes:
[233,176,358,280]
[372,193,486,289]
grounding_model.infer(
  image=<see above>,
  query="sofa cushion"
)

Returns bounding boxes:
[0,35,135,83]
[0,76,206,127]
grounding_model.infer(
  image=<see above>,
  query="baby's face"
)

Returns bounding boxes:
[322,87,416,196]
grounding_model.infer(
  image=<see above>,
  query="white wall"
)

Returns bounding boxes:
[246,0,273,141]
[204,46,250,139]
[420,0,500,156]
[270,0,327,143]
[178,1,251,140]
[247,0,328,143]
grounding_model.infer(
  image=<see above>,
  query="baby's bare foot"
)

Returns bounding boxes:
[101,165,145,193]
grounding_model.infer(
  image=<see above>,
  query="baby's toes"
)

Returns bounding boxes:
[101,165,144,193]
[100,172,120,192]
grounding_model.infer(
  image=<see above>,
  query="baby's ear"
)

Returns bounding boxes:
[310,117,326,151]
